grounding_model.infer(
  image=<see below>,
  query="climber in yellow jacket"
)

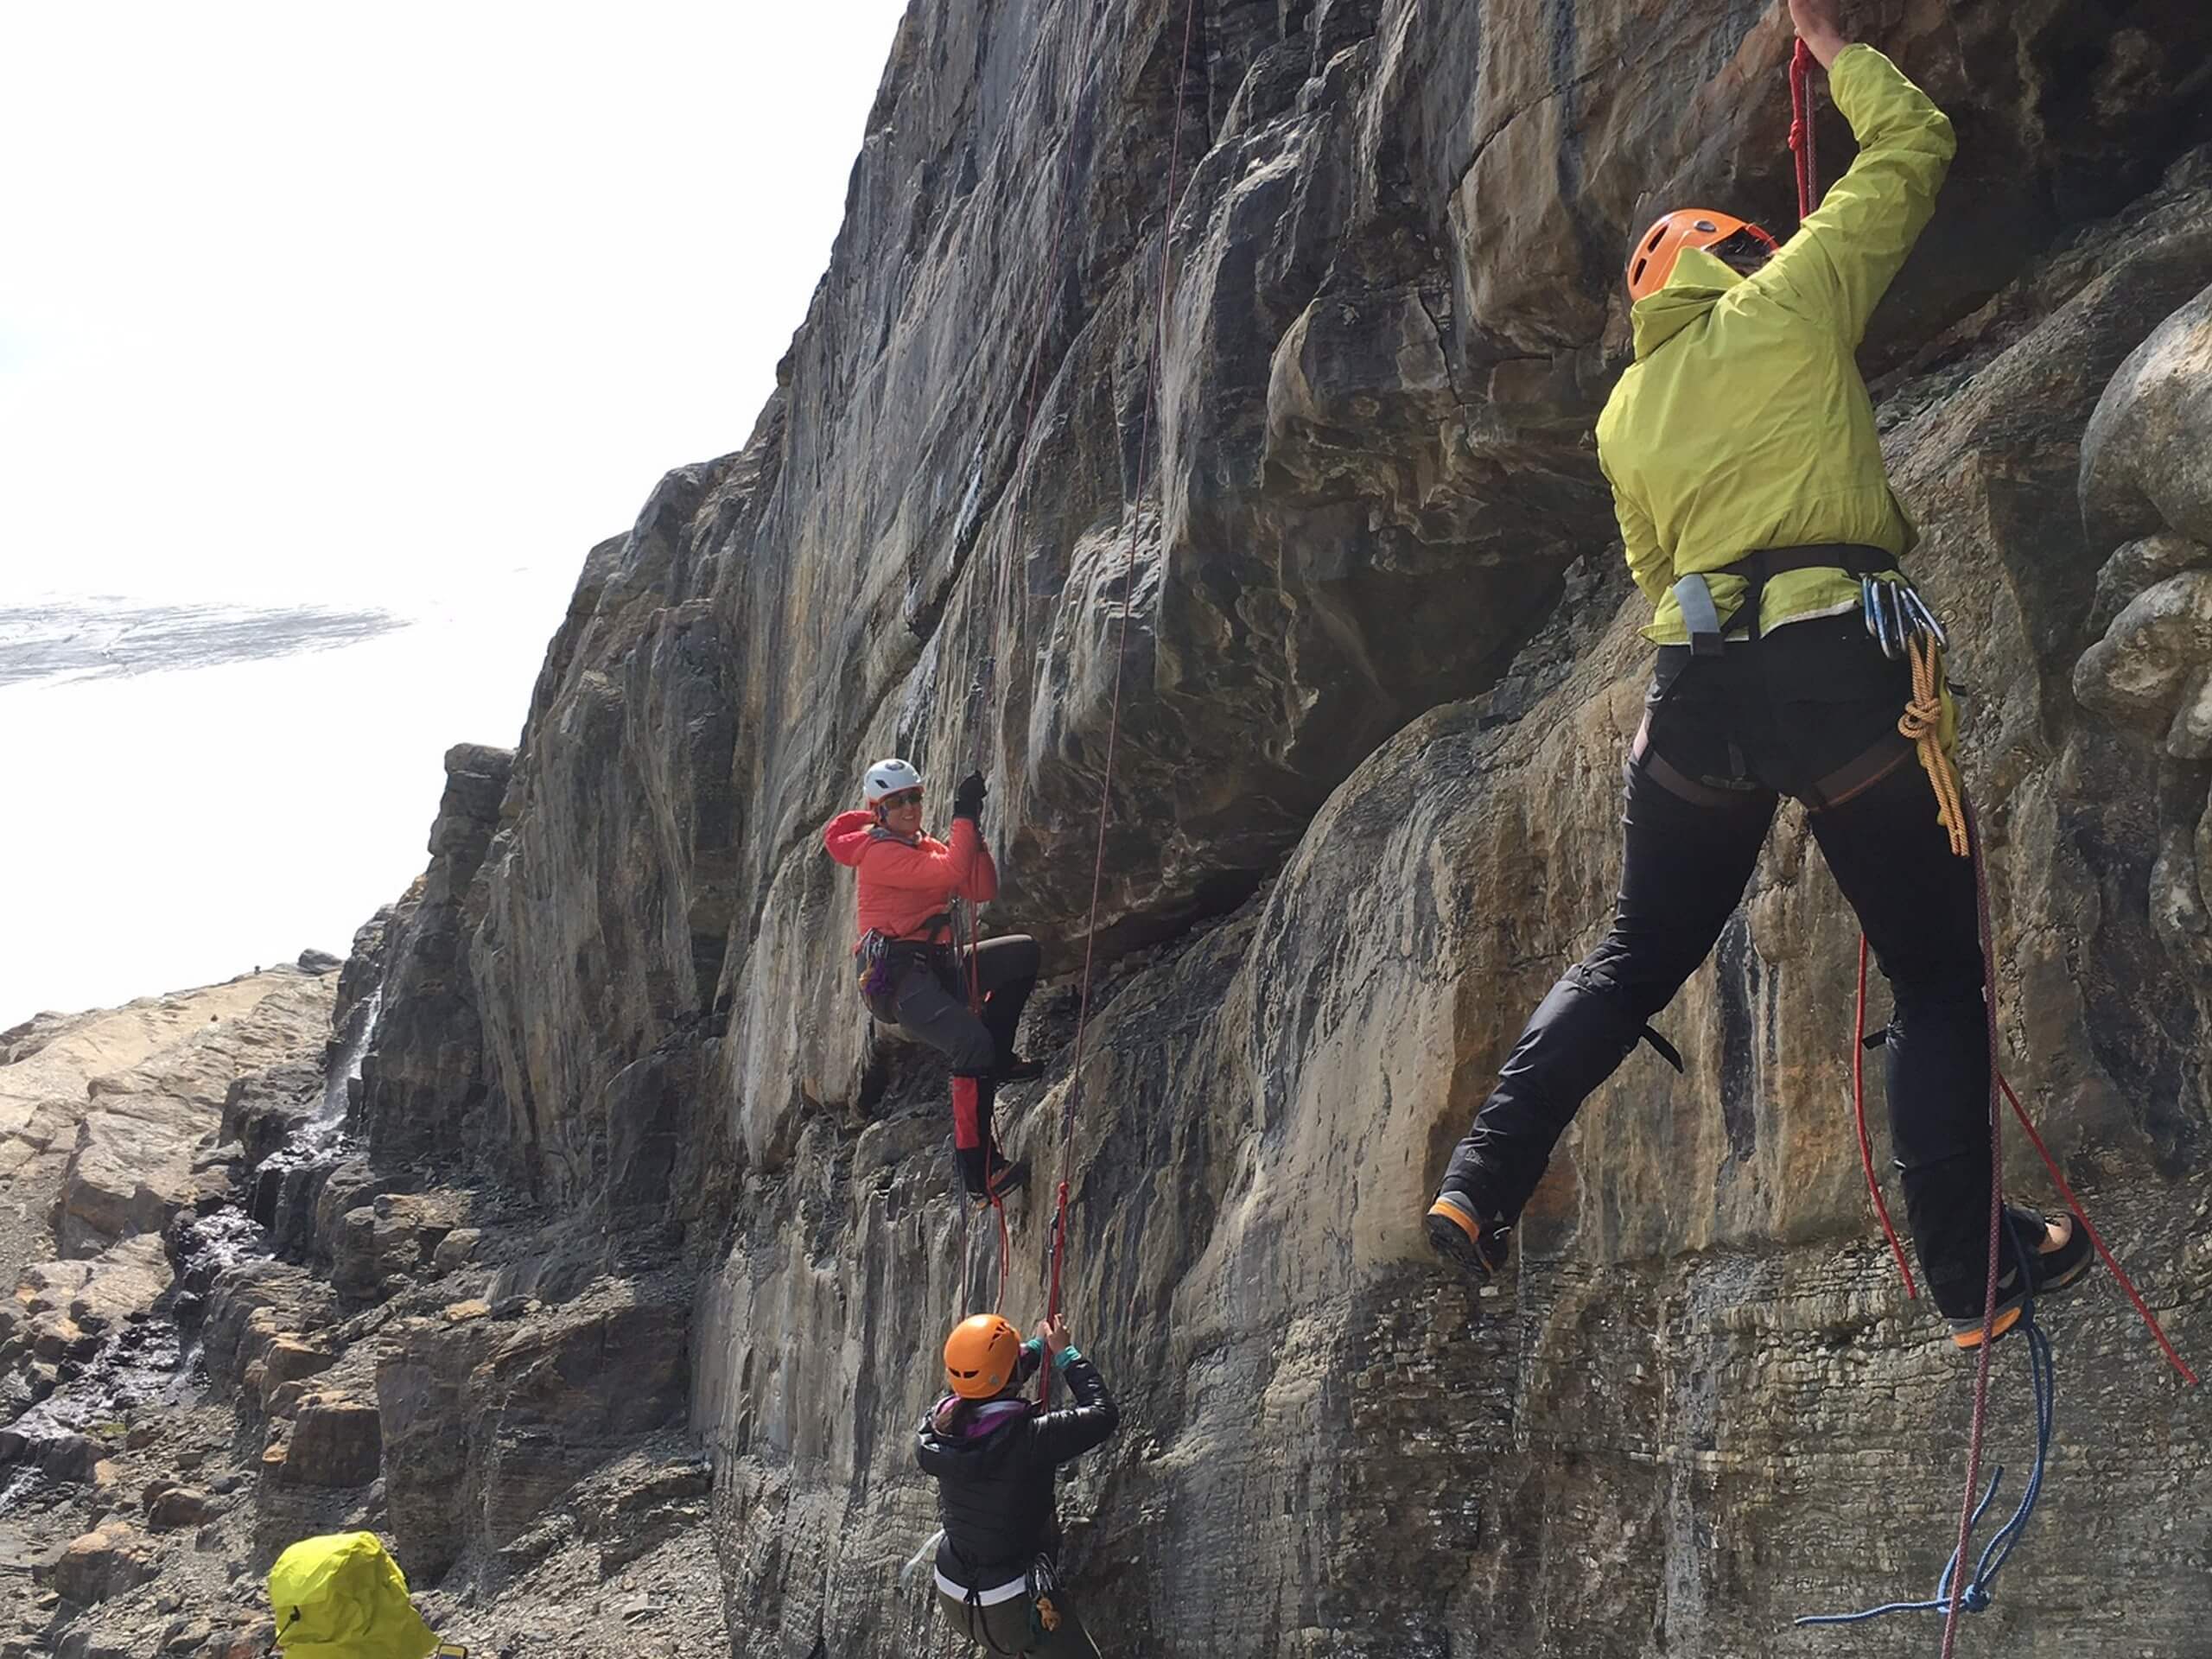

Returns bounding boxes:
[269,1532,460,1659]
[1428,0,2093,1348]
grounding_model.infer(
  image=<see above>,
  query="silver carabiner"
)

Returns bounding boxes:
[1900,585,1948,651]
[1866,583,1902,664]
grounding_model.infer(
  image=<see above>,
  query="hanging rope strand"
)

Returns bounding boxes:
[1042,0,1204,1405]
[1939,794,2007,1659]
[1996,1073,2199,1385]
[1789,39,1819,219]
[938,7,1108,1324]
[1852,937,1920,1295]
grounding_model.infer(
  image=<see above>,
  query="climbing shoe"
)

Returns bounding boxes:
[1426,1190,1512,1281]
[970,1159,1030,1209]
[1948,1205,2095,1350]
[994,1054,1046,1084]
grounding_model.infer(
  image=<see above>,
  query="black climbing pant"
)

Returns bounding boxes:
[874,935,1040,1196]
[935,1587,1099,1656]
[877,935,1040,1074]
[1440,616,2005,1320]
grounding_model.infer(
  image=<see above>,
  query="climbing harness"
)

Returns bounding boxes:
[1671,542,1891,657]
[1042,0,1204,1407]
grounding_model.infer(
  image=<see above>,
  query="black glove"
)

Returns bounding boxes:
[952,771,988,822]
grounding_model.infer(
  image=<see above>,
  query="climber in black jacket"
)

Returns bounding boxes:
[918,1312,1119,1656]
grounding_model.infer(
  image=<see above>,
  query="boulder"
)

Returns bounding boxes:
[2082,282,2212,546]
[430,1228,480,1274]
[42,1524,157,1605]
[332,1192,465,1304]
[147,1486,212,1531]
[0,1427,107,1482]
[64,1233,172,1332]
[280,1391,383,1489]
[258,1336,335,1386]
[54,1092,225,1255]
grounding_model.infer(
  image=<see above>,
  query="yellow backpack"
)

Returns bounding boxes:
[267,1533,463,1659]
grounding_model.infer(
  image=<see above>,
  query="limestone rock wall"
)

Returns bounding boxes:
[352,1,2212,1654]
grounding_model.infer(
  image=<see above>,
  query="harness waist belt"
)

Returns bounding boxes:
[936,1568,1030,1605]
[1672,543,1894,658]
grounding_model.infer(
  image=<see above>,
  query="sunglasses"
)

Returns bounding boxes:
[880,789,924,810]
[1711,225,1778,269]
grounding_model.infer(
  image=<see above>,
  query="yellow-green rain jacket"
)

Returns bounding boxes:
[1596,44,1956,646]
[269,1533,448,1659]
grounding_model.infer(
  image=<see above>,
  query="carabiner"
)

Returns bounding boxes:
[1867,579,1904,659]
[1900,585,1948,651]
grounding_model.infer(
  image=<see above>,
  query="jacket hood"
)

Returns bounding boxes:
[934,1395,1032,1440]
[266,1532,442,1659]
[823,810,879,868]
[917,1399,1028,1475]
[1629,246,1744,359]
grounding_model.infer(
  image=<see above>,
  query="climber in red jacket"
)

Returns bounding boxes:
[824,759,1040,1202]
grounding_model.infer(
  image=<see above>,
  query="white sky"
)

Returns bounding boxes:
[1,3,909,610]
[0,3,911,1026]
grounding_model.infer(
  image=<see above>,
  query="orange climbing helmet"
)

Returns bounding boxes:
[944,1313,1024,1400]
[1625,209,1780,302]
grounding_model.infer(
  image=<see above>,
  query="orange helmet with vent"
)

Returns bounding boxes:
[1625,210,1780,302]
[944,1313,1025,1400]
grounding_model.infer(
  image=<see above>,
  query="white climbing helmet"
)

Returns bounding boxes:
[862,758,924,805]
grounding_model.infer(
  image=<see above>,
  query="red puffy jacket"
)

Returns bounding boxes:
[823,810,998,944]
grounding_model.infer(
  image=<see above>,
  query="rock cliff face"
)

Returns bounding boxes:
[350,2,2212,1655]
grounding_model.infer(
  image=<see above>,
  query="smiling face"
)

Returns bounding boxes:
[876,786,924,834]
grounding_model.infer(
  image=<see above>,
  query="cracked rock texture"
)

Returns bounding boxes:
[328,2,2212,1656]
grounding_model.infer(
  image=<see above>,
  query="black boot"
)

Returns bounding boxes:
[1426,1189,1513,1282]
[1947,1205,2095,1350]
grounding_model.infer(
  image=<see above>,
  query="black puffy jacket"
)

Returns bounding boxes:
[915,1347,1120,1592]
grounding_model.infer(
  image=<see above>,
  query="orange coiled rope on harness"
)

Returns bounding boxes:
[1899,632,1968,858]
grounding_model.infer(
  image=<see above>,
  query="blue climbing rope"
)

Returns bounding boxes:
[1797,1225,2059,1629]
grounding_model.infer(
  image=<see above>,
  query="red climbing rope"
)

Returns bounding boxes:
[1789,40,1819,219]
[944,7,1113,1326]
[1997,1074,2198,1386]
[1851,937,1919,1297]
[1041,0,1204,1406]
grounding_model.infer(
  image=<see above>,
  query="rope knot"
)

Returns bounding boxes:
[1961,1586,1993,1614]
[1897,686,1942,742]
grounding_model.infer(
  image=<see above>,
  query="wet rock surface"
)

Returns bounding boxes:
[0,962,728,1659]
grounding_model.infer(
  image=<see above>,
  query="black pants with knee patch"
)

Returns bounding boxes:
[877,935,1040,1195]
[1440,617,2002,1319]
